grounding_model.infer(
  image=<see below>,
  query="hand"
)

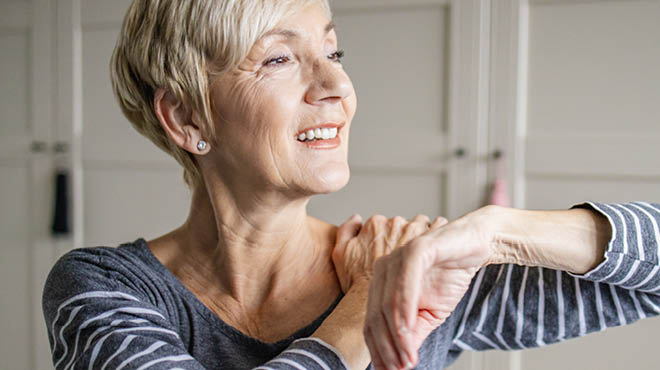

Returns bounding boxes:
[333,214,443,294]
[364,210,494,370]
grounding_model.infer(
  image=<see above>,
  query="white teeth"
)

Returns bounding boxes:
[297,127,339,142]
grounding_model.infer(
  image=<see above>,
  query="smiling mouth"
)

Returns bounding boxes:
[296,127,338,142]
[295,123,343,143]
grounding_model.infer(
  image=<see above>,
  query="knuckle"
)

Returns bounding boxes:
[414,214,430,221]
[366,214,386,228]
[391,216,406,226]
[373,214,387,223]
[402,222,421,236]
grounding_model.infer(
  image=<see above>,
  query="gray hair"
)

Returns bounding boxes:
[110,0,332,188]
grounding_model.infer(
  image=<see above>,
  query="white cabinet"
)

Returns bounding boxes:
[519,1,660,369]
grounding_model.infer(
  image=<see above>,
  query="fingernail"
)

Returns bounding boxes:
[400,352,412,369]
[398,325,409,335]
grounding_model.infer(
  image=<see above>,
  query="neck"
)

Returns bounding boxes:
[153,177,338,312]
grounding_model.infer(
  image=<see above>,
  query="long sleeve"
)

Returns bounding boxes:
[43,250,348,370]
[450,201,660,351]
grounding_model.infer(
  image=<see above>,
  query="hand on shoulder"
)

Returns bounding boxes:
[332,213,447,294]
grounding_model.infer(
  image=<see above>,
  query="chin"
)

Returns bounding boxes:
[307,161,350,195]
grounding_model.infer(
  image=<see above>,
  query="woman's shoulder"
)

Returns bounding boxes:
[47,239,153,280]
[42,239,169,312]
[308,216,339,240]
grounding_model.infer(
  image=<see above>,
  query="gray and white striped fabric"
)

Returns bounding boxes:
[42,202,660,369]
[449,202,660,353]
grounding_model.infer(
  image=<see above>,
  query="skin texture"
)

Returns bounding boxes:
[363,205,611,370]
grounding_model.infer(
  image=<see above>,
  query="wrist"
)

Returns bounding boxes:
[313,278,370,369]
[463,205,505,266]
[349,276,371,292]
[470,205,537,267]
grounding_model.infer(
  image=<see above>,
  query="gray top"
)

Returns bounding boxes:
[43,202,660,369]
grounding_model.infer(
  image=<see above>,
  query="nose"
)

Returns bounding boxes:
[304,59,353,105]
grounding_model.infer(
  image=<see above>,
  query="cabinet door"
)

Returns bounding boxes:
[0,3,33,368]
[0,1,55,369]
[519,0,660,369]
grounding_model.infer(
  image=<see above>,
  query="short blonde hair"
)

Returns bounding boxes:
[111,0,331,188]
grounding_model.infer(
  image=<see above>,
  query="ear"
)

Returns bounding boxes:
[153,88,210,154]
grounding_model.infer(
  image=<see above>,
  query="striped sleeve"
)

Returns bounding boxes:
[256,338,349,370]
[450,202,660,352]
[43,253,348,370]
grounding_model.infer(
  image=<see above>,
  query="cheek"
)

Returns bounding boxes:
[223,79,269,132]
[212,76,305,169]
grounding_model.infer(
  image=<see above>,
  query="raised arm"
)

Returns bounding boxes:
[364,202,660,369]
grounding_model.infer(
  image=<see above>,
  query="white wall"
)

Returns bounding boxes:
[519,0,660,368]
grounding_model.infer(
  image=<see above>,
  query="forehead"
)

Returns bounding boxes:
[261,4,335,43]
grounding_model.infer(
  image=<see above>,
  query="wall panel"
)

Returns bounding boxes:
[83,168,190,247]
[0,166,31,368]
[522,0,660,369]
[0,33,29,137]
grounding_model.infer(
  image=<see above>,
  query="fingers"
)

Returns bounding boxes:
[395,240,427,341]
[366,258,408,370]
[399,215,431,246]
[380,255,415,368]
[386,216,407,252]
[411,214,430,225]
[430,216,448,229]
[336,214,363,247]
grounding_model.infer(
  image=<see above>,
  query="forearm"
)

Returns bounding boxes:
[482,205,611,274]
[312,281,370,370]
[454,203,660,351]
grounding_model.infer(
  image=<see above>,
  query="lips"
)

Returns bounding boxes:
[295,122,344,149]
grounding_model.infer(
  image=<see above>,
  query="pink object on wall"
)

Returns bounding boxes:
[489,177,510,207]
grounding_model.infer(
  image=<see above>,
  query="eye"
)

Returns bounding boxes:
[264,55,291,66]
[328,50,345,63]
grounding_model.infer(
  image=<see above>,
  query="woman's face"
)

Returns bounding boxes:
[207,3,356,198]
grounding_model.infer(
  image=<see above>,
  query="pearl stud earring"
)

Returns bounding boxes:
[197,140,208,152]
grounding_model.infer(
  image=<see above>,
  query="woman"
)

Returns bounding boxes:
[42,1,660,370]
[44,1,417,369]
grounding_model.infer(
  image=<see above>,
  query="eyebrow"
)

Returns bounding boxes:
[262,21,336,40]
